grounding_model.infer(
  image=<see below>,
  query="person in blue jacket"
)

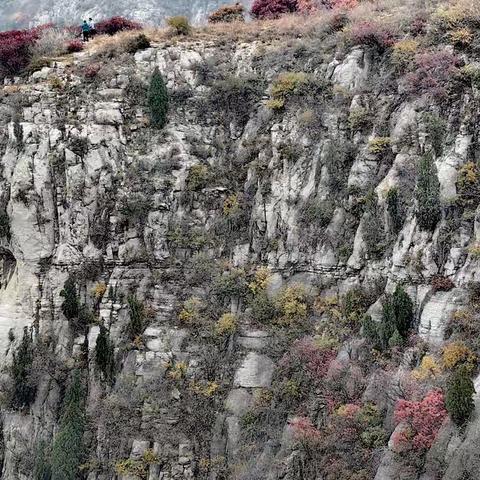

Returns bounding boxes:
[82,20,91,42]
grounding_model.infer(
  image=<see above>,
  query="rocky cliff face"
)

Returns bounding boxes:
[1,28,480,480]
[0,0,253,30]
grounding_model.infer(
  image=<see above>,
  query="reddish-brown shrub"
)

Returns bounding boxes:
[404,51,462,98]
[66,39,84,53]
[346,21,396,51]
[84,63,101,80]
[95,16,142,36]
[291,416,322,444]
[393,389,447,452]
[280,337,337,382]
[208,3,245,23]
[325,0,358,8]
[251,0,299,19]
[431,275,455,292]
[0,28,39,77]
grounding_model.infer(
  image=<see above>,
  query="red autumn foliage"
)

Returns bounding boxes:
[66,39,84,53]
[394,389,447,452]
[0,28,39,77]
[251,0,299,19]
[95,16,142,36]
[291,416,322,444]
[404,51,461,98]
[280,337,337,381]
[347,21,396,50]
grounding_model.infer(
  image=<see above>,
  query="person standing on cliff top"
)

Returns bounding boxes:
[82,20,91,41]
[88,18,96,37]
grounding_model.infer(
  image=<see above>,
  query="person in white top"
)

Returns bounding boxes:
[88,18,96,37]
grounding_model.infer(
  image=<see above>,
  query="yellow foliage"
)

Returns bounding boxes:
[391,39,419,69]
[253,388,273,406]
[449,28,473,46]
[49,76,64,89]
[412,355,442,380]
[368,137,391,155]
[249,266,271,294]
[114,459,148,478]
[178,297,204,325]
[275,285,307,325]
[167,361,188,380]
[223,194,240,216]
[215,313,237,336]
[314,296,342,320]
[348,107,370,131]
[266,98,285,110]
[468,243,480,259]
[271,72,308,98]
[142,449,159,464]
[314,333,340,351]
[434,1,479,30]
[442,341,476,370]
[191,380,219,397]
[92,282,107,299]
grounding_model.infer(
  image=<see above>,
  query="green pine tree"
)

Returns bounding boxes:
[388,329,403,348]
[60,277,79,321]
[386,187,404,234]
[95,324,115,383]
[148,67,168,128]
[51,370,85,480]
[446,365,475,426]
[11,326,36,409]
[34,440,52,480]
[391,285,414,338]
[375,285,413,350]
[362,315,379,347]
[127,295,145,341]
[416,151,441,231]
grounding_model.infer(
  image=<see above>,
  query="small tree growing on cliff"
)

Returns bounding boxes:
[10,326,36,409]
[60,277,79,321]
[445,365,475,426]
[127,295,146,341]
[95,324,116,383]
[148,67,168,128]
[51,369,85,480]
[416,151,441,232]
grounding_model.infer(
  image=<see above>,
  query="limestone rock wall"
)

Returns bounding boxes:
[0,36,479,479]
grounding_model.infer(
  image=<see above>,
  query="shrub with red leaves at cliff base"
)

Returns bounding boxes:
[66,40,84,53]
[291,416,322,444]
[279,337,337,383]
[95,17,142,36]
[431,275,455,292]
[251,0,299,19]
[393,389,447,452]
[346,21,396,51]
[208,4,245,23]
[0,28,39,77]
[404,51,462,98]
